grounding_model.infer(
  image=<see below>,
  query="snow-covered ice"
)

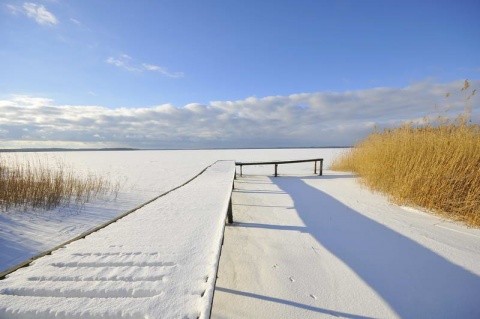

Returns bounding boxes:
[212,170,480,319]
[0,160,235,318]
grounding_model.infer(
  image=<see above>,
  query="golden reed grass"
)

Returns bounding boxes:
[0,155,114,211]
[332,81,480,226]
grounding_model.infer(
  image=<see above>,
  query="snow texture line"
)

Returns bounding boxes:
[1,280,165,298]
[27,275,165,282]
[1,286,161,298]
[0,307,146,319]
[434,223,480,238]
[50,261,175,268]
[70,252,159,257]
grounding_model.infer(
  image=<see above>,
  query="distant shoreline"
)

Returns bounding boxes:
[0,146,351,153]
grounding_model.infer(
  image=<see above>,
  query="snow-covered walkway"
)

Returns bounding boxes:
[212,171,480,319]
[0,161,235,319]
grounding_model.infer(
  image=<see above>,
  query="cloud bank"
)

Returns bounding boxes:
[0,80,478,149]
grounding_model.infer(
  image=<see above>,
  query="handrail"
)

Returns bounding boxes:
[235,158,323,177]
[236,158,323,166]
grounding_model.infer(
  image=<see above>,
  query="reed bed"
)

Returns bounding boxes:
[0,156,114,211]
[332,82,479,226]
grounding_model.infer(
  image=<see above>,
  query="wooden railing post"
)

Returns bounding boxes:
[314,161,317,174]
[319,159,323,176]
[274,164,278,177]
[227,179,234,224]
[227,197,233,224]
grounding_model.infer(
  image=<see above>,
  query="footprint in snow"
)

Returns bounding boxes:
[309,294,317,300]
[272,264,278,269]
[289,276,295,282]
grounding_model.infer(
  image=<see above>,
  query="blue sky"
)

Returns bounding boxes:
[0,0,479,149]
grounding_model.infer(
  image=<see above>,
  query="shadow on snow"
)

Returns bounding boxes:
[216,287,375,319]
[263,176,480,318]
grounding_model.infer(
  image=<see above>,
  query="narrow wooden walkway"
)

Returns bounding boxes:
[0,161,235,319]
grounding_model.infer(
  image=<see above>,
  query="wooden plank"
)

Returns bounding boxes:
[236,158,323,166]
[235,158,324,177]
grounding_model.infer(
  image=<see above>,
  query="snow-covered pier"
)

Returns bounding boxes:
[212,172,480,318]
[0,161,235,319]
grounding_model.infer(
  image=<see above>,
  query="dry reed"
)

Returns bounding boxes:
[332,80,480,226]
[0,155,115,211]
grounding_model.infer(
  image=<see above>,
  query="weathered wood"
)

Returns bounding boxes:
[235,158,324,178]
[227,197,233,224]
[236,158,324,166]
[226,174,234,224]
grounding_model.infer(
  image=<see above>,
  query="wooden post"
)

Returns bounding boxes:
[314,161,317,174]
[240,165,243,177]
[227,197,233,224]
[319,159,323,176]
[227,174,234,224]
[274,164,278,177]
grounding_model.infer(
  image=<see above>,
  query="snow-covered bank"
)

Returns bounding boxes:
[212,171,480,319]
[0,148,343,273]
[0,161,235,318]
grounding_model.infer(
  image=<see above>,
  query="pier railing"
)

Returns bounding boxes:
[235,158,323,178]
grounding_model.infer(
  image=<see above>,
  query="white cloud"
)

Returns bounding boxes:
[6,2,58,26]
[142,64,184,78]
[0,80,478,149]
[106,56,141,72]
[70,18,81,25]
[22,2,58,26]
[9,95,55,107]
[6,4,22,14]
[106,54,184,78]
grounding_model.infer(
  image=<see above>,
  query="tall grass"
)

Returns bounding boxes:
[0,155,116,211]
[332,81,480,226]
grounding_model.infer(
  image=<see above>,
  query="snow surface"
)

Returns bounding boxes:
[212,170,480,318]
[0,160,235,318]
[0,148,342,273]
[2,148,478,318]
